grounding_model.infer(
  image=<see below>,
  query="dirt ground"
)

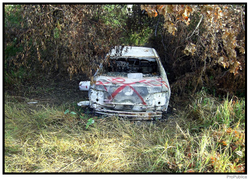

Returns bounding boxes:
[5,73,89,106]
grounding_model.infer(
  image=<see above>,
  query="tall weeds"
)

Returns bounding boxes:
[4,92,245,173]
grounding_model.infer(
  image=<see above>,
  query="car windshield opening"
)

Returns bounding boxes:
[102,58,159,77]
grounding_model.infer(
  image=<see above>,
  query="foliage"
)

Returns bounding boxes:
[4,5,25,88]
[4,4,245,97]
[4,93,245,172]
[86,118,95,129]
[141,4,245,96]
[64,109,95,129]
[4,4,128,79]
[123,4,161,46]
[100,4,128,27]
[123,27,153,46]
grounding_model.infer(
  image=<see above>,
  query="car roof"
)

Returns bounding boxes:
[108,46,158,61]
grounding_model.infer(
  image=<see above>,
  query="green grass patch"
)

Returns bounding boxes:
[4,92,245,173]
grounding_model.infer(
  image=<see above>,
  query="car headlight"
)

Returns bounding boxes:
[146,93,166,106]
[90,89,104,104]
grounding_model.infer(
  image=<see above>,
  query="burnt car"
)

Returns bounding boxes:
[78,46,171,120]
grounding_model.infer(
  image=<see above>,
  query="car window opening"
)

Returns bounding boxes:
[102,58,160,77]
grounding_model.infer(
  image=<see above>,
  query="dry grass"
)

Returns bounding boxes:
[4,92,245,173]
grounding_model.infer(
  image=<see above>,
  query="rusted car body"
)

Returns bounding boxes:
[78,46,171,120]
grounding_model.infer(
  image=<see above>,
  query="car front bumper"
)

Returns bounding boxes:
[94,108,162,120]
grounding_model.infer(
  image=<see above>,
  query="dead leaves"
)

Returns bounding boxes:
[184,43,196,56]
[141,4,245,76]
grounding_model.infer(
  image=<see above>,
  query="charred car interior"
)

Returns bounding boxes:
[103,58,158,75]
[78,46,171,120]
